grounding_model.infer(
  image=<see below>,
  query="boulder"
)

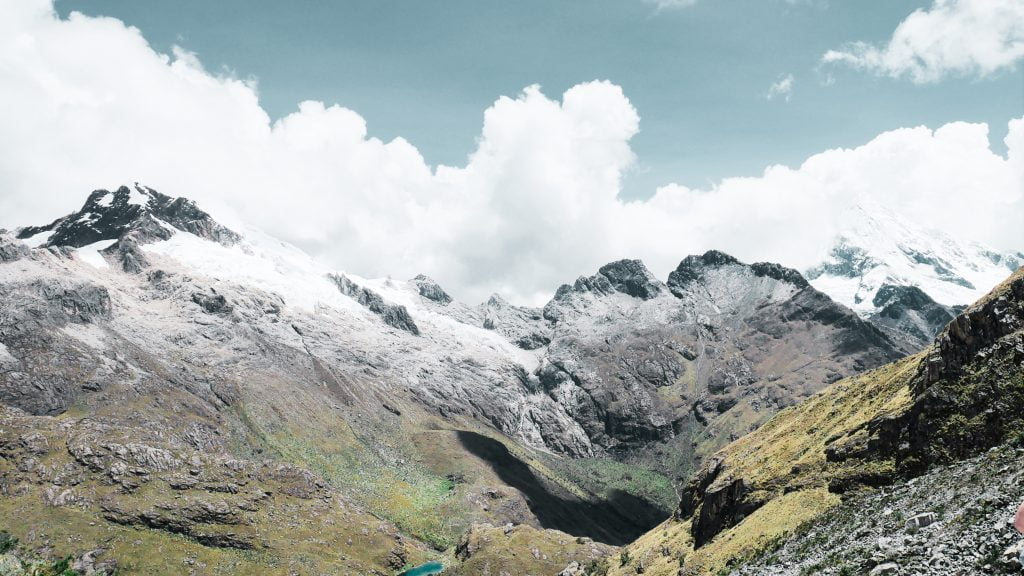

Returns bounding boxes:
[869,562,900,576]
[905,512,937,530]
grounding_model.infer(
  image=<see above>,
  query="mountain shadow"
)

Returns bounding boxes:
[456,430,667,545]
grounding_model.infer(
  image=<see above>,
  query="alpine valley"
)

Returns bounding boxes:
[1,185,1021,576]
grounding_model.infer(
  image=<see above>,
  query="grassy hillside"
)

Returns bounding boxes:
[1,365,664,574]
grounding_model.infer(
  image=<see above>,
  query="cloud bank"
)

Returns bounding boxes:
[823,0,1024,83]
[1,0,1022,304]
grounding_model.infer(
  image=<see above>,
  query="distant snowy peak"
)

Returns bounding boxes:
[16,184,241,273]
[807,204,1022,316]
[16,184,240,252]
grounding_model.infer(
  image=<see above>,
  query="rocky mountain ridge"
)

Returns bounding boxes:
[534,251,901,478]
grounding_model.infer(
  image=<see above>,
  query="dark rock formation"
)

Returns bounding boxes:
[597,259,664,300]
[107,236,151,274]
[34,281,113,323]
[192,290,234,315]
[328,273,420,335]
[677,454,765,547]
[666,250,740,295]
[868,284,956,353]
[0,234,30,262]
[867,268,1024,472]
[411,274,452,305]
[922,272,1024,385]
[750,261,810,289]
[0,277,114,413]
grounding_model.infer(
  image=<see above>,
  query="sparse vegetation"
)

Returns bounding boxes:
[0,531,16,554]
[549,457,678,517]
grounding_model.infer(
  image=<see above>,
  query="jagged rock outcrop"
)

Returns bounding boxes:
[328,273,420,335]
[867,284,956,353]
[0,277,114,415]
[597,259,665,300]
[666,250,741,293]
[827,268,1024,479]
[15,184,239,274]
[191,289,234,315]
[922,271,1024,385]
[678,455,763,547]
[0,233,30,263]
[17,184,240,249]
[412,274,453,305]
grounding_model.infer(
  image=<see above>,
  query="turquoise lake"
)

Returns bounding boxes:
[399,561,444,576]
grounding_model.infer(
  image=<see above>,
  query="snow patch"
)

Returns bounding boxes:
[0,341,16,364]
[61,323,109,350]
[96,192,113,208]
[356,274,542,369]
[21,229,52,248]
[76,239,118,269]
[142,226,361,314]
[128,185,150,207]
[151,217,179,235]
[139,225,542,369]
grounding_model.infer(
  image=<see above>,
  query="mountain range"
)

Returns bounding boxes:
[0,184,1020,576]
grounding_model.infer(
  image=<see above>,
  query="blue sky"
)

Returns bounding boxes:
[52,0,1024,198]
[3,0,1021,303]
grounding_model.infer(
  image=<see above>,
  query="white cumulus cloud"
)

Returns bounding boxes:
[823,0,1024,83]
[0,0,1021,305]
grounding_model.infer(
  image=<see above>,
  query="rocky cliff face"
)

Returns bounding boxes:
[536,252,901,477]
[865,267,1024,472]
[328,272,421,335]
[480,294,551,351]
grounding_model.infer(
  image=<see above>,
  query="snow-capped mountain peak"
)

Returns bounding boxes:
[807,203,1022,316]
[15,183,240,252]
